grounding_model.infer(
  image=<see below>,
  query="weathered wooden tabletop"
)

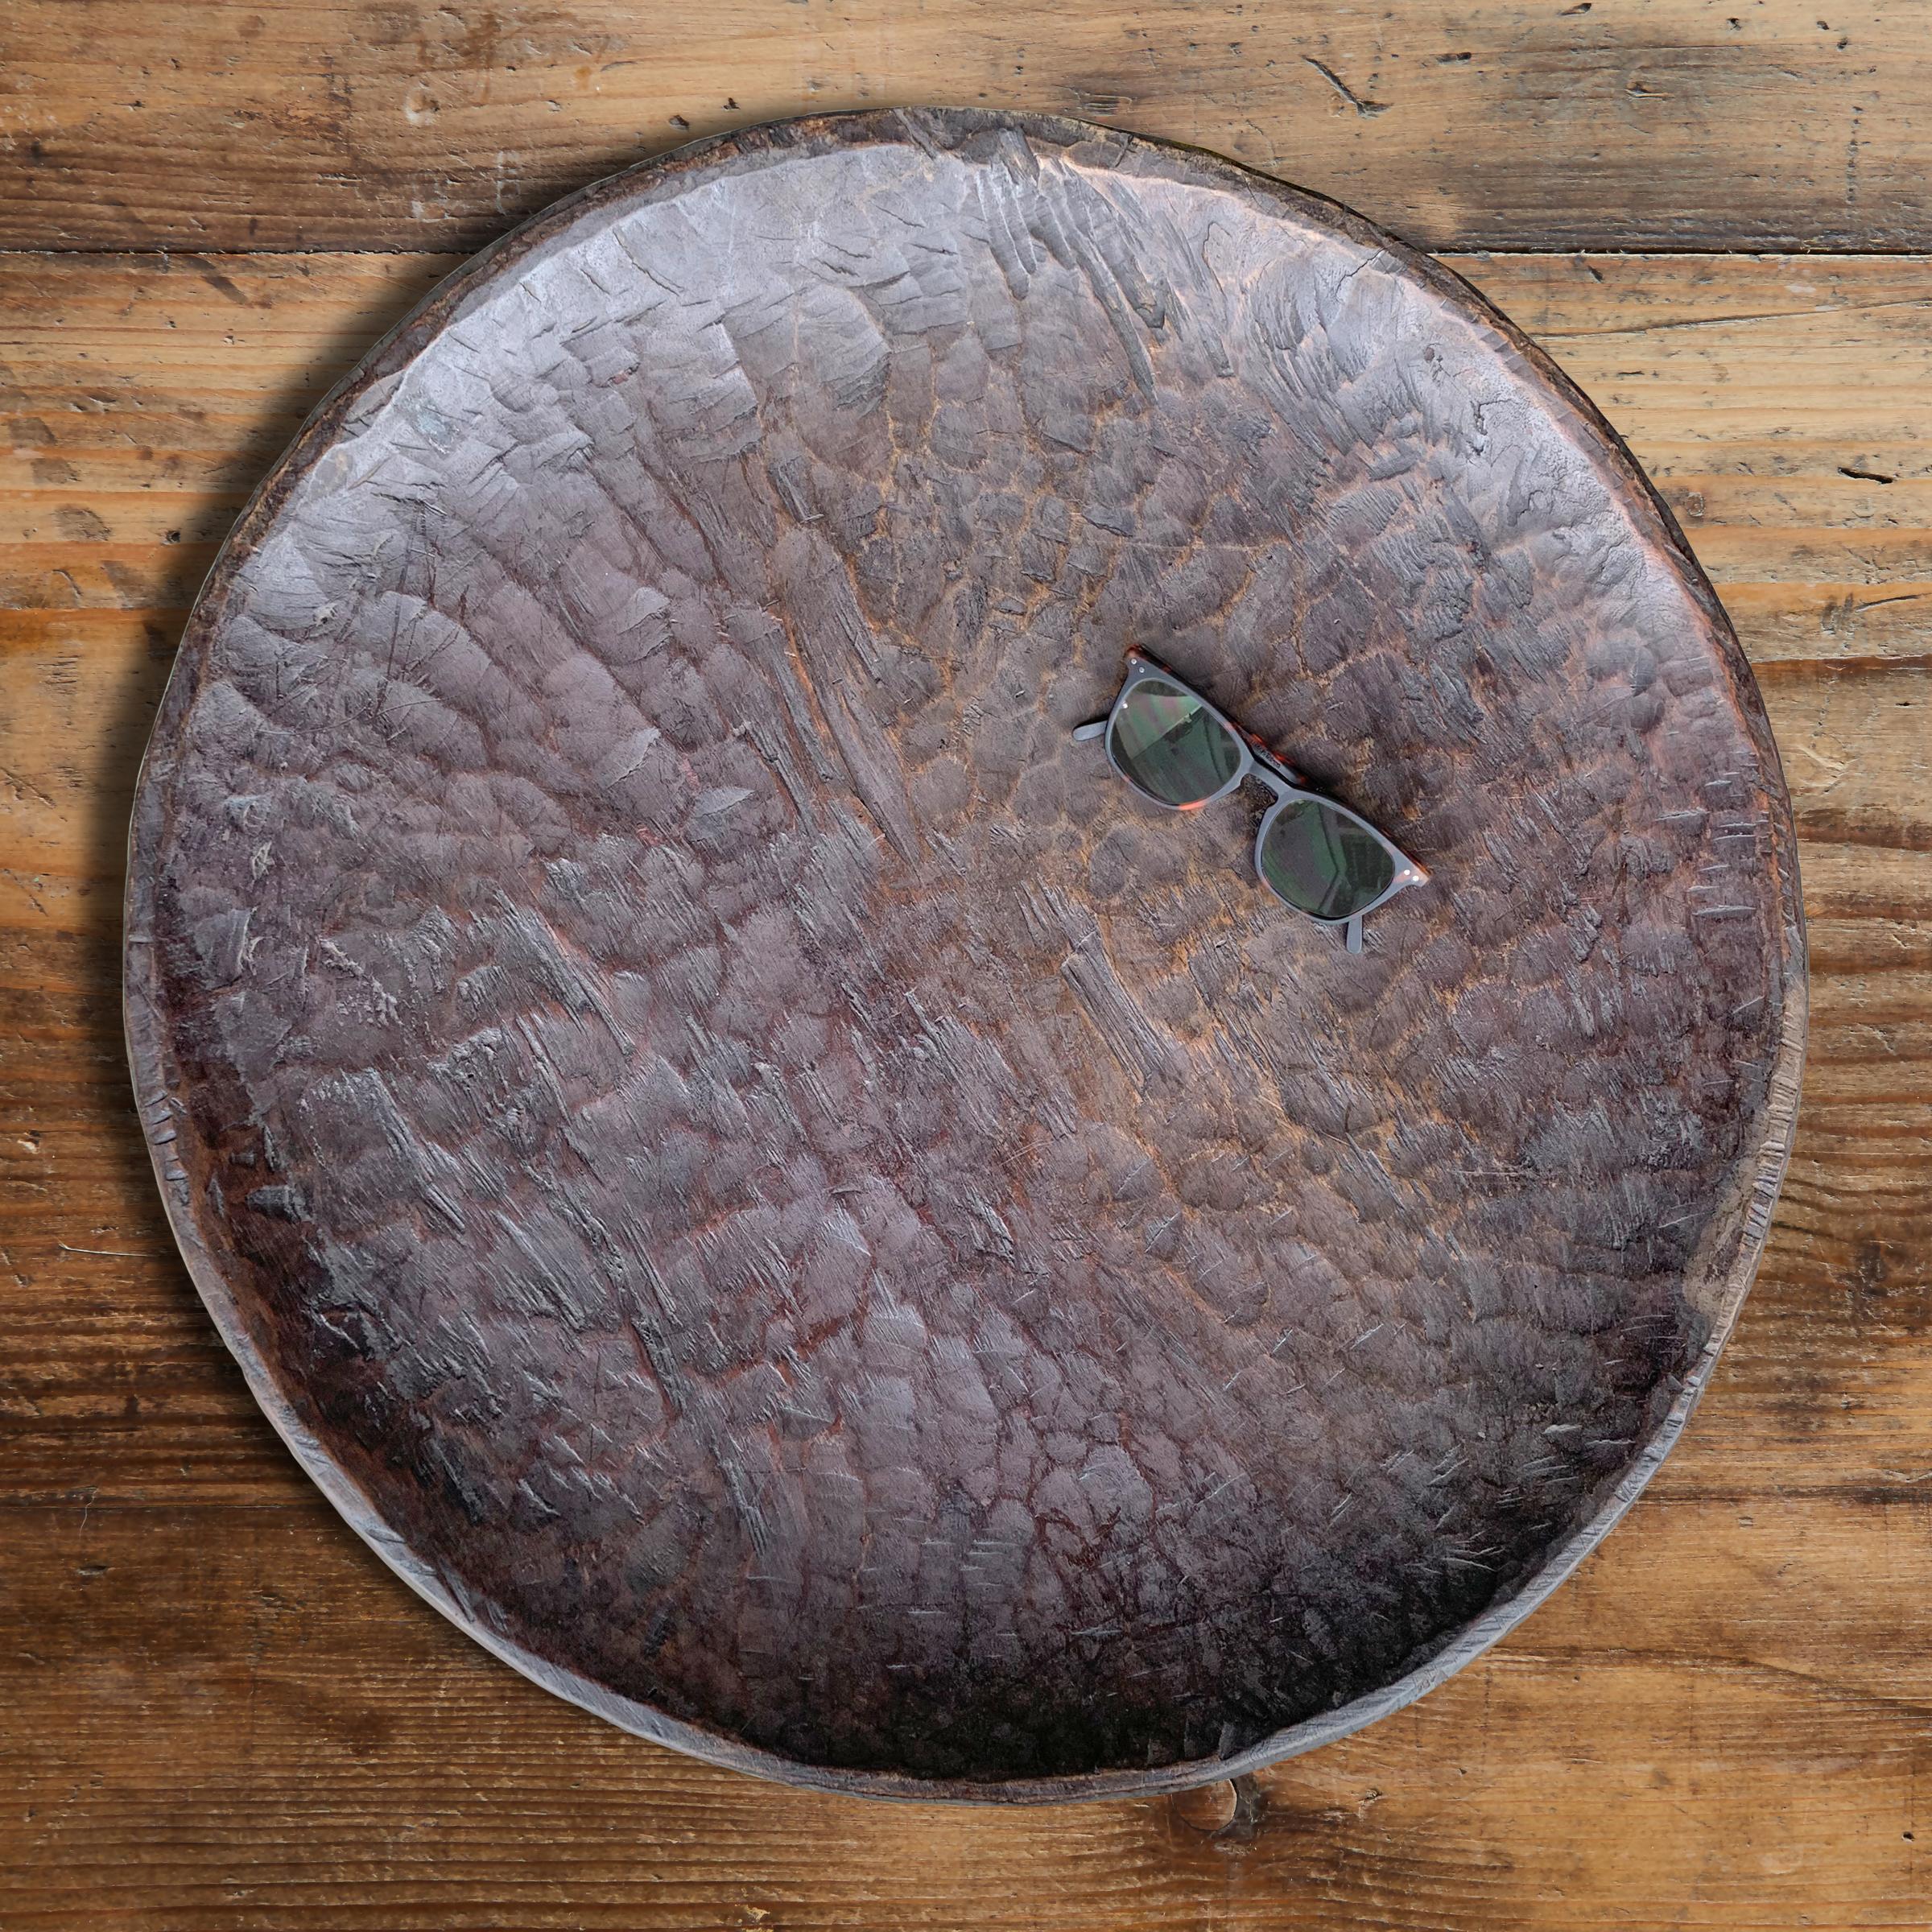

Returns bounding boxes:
[1,6,1926,1926]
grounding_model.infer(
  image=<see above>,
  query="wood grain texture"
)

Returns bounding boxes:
[11,1489,1932,1930]
[117,112,1801,1796]
[0,42,1926,1930]
[0,1,1925,257]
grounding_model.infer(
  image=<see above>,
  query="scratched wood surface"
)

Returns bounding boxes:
[2,0,1930,254]
[2,4,1930,1926]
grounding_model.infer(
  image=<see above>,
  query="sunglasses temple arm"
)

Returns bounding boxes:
[1344,914,1364,954]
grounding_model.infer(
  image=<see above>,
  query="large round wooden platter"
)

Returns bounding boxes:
[126,109,1806,1800]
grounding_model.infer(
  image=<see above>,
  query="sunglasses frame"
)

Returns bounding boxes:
[1073,653,1428,952]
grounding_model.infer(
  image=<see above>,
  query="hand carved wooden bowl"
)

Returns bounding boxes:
[126,109,1806,1801]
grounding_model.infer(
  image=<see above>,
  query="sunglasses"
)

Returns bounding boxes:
[1073,654,1427,953]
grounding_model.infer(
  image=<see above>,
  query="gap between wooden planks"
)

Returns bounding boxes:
[2,247,1929,1927]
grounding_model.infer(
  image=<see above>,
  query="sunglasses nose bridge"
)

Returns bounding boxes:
[1241,733,1302,790]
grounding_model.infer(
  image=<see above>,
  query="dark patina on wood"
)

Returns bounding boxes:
[123,109,1806,1801]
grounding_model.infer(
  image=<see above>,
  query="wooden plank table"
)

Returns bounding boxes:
[2,6,1927,1926]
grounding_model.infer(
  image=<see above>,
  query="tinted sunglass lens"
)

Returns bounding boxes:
[1258,799,1397,920]
[1107,678,1242,807]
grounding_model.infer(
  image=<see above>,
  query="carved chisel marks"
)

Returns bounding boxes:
[1026,885,1179,1087]
[768,528,922,863]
